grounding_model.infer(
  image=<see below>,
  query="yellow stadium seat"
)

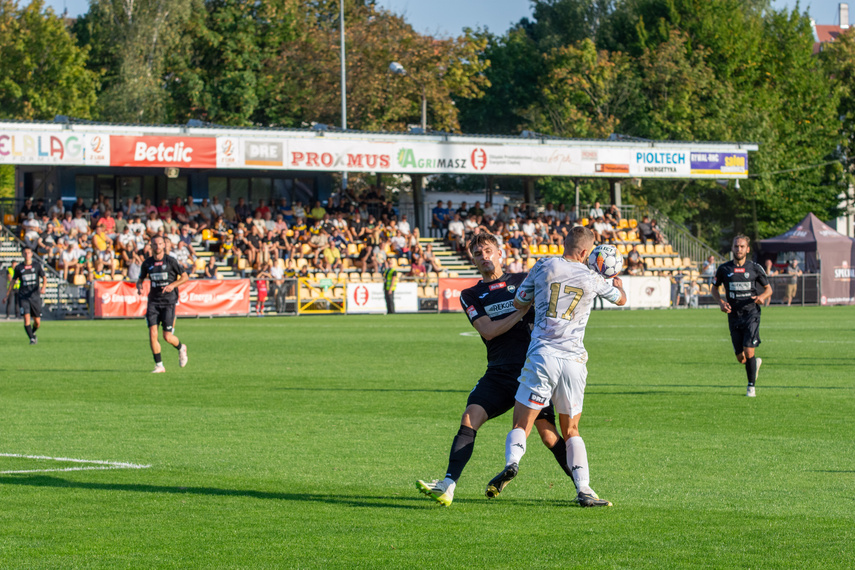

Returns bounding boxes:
[73,274,86,285]
[617,244,628,255]
[549,244,559,254]
[629,219,638,228]
[526,258,536,269]
[664,244,673,254]
[558,245,564,255]
[662,257,673,268]
[580,217,589,226]
[653,257,664,268]
[654,244,664,254]
[347,243,359,256]
[644,257,655,268]
[301,244,313,256]
[538,244,549,254]
[276,258,285,269]
[237,258,248,270]
[201,229,213,241]
[3,213,15,226]
[286,230,294,237]
[529,245,539,255]
[195,258,206,271]
[618,219,629,229]
[348,272,360,281]
[617,231,628,242]
[683,257,692,268]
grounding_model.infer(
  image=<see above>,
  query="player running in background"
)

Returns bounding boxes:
[711,235,772,397]
[2,246,46,344]
[487,226,626,507]
[137,235,189,373]
[416,233,577,506]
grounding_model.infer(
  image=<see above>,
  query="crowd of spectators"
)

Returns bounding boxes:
[431,198,668,274]
[12,187,445,285]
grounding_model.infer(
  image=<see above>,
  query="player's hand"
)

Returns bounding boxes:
[612,276,623,288]
[719,301,731,313]
[163,284,175,293]
[752,295,764,305]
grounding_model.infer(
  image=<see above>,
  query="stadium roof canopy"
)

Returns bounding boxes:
[0,118,758,180]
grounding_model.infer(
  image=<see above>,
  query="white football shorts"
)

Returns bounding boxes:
[515,351,588,417]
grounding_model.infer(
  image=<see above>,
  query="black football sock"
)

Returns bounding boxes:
[549,436,574,478]
[175,342,183,351]
[32,321,39,332]
[745,356,757,386]
[154,352,163,365]
[445,426,477,482]
[24,324,34,340]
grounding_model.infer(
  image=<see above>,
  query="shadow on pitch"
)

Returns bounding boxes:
[0,475,578,508]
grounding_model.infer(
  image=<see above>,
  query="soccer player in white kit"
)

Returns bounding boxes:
[486,226,627,507]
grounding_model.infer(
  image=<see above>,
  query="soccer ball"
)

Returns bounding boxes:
[588,244,623,278]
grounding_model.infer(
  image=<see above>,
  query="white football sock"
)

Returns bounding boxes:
[567,436,592,494]
[505,428,527,465]
[441,477,456,492]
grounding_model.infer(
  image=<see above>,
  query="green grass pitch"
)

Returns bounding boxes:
[1,307,853,568]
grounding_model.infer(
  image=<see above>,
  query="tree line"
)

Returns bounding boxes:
[1,0,853,248]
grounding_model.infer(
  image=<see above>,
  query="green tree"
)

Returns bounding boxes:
[74,0,196,123]
[0,0,98,120]
[263,0,490,131]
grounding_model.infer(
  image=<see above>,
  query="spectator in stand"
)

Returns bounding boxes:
[185,198,200,225]
[408,252,427,283]
[650,219,666,244]
[235,198,251,223]
[129,196,144,217]
[276,228,293,260]
[48,198,65,219]
[210,196,224,219]
[71,210,90,236]
[100,209,117,237]
[701,255,716,284]
[162,210,179,236]
[356,238,377,273]
[223,198,237,225]
[589,201,604,220]
[269,260,287,313]
[293,200,306,220]
[507,229,524,258]
[468,201,485,218]
[497,204,512,225]
[170,241,196,273]
[447,213,465,250]
[18,198,34,223]
[431,200,448,237]
[309,200,326,224]
[61,211,74,235]
[171,197,189,224]
[114,210,128,236]
[456,201,469,219]
[636,215,658,245]
[155,199,169,218]
[141,198,156,219]
[234,228,256,268]
[483,201,497,220]
[146,211,163,237]
[117,225,135,252]
[605,204,621,226]
[320,238,342,272]
[254,199,271,220]
[626,245,645,275]
[543,202,558,219]
[596,217,620,243]
[398,214,411,237]
[390,230,407,257]
[687,280,700,308]
[521,217,536,241]
[783,259,802,306]
[506,255,524,273]
[219,232,236,261]
[90,259,110,283]
[204,256,218,279]
[58,239,83,282]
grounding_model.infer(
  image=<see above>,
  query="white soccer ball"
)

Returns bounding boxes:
[588,244,623,278]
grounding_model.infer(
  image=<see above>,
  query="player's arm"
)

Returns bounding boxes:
[136,263,149,294]
[471,304,531,341]
[610,276,628,306]
[164,261,190,293]
[711,267,731,313]
[753,268,773,305]
[39,266,47,295]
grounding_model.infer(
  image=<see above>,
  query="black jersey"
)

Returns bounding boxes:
[714,260,769,318]
[460,272,534,367]
[140,255,185,306]
[12,261,45,300]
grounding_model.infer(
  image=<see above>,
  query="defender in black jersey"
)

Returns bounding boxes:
[712,235,772,397]
[137,235,190,373]
[2,247,46,344]
[416,233,575,506]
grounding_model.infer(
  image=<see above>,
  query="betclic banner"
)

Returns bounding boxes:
[94,279,251,318]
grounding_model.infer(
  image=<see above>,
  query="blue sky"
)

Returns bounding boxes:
[41,0,852,34]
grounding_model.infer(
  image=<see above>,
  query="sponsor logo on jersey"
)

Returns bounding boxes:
[528,392,547,405]
[507,285,515,293]
[489,281,506,291]
[729,282,752,291]
[466,305,477,319]
[734,267,745,273]
[479,292,489,299]
[483,300,515,318]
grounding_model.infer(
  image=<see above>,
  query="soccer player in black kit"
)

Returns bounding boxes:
[2,246,46,344]
[711,235,772,397]
[416,233,576,506]
[137,235,190,373]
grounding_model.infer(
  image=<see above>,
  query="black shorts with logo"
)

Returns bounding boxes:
[728,313,761,354]
[467,364,556,425]
[146,303,176,331]
[19,295,42,319]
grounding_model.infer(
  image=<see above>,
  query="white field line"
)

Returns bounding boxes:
[0,453,151,474]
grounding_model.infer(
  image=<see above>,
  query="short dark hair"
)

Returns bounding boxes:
[467,232,500,255]
[564,226,594,255]
[733,234,750,247]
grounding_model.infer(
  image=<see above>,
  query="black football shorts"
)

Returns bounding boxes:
[19,296,42,319]
[146,303,176,332]
[729,314,761,354]
[468,365,556,425]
